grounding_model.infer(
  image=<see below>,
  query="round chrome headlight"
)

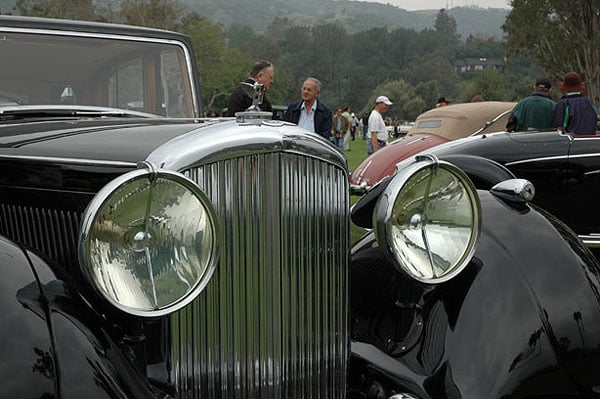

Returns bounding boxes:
[79,166,218,317]
[375,156,481,283]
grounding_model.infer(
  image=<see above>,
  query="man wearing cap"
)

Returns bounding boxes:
[506,77,556,132]
[551,71,599,135]
[368,95,393,154]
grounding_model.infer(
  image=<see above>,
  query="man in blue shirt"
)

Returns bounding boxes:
[283,78,333,140]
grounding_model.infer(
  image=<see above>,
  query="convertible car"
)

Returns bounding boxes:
[350,101,515,193]
[3,15,600,399]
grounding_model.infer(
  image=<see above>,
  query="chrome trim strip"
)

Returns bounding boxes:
[581,235,600,248]
[471,108,514,136]
[570,152,600,159]
[0,154,136,167]
[0,26,200,118]
[506,152,600,167]
[506,154,568,166]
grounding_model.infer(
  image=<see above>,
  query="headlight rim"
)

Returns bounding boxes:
[78,166,219,318]
[375,156,481,284]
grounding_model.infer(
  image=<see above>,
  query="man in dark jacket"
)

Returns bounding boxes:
[552,71,599,135]
[283,77,333,140]
[227,60,274,116]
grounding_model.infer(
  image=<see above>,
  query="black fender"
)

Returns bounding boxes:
[351,155,516,229]
[349,191,600,398]
[0,236,57,398]
[0,235,169,398]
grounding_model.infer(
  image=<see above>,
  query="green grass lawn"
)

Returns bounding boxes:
[343,136,373,244]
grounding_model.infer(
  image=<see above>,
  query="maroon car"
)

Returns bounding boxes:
[350,101,515,193]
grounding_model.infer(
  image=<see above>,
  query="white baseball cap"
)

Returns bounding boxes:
[376,95,393,105]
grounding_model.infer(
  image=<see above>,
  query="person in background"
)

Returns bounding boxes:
[471,94,484,102]
[436,96,450,107]
[351,113,359,141]
[362,113,369,140]
[506,77,555,132]
[332,107,349,150]
[551,71,599,135]
[342,106,352,151]
[283,77,333,139]
[369,95,393,154]
[227,60,274,116]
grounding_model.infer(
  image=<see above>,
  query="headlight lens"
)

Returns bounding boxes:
[375,156,481,283]
[80,166,218,317]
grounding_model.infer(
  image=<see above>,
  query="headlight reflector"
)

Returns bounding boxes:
[80,167,218,317]
[376,156,480,283]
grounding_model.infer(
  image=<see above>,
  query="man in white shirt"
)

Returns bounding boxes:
[369,95,393,153]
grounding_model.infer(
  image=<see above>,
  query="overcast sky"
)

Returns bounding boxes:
[363,0,511,11]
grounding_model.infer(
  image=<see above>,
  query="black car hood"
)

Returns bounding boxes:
[0,118,206,164]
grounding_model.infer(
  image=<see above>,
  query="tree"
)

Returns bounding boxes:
[504,0,600,100]
[119,0,184,30]
[182,14,253,115]
[459,69,507,102]
[361,80,425,122]
[16,0,99,20]
[434,8,460,45]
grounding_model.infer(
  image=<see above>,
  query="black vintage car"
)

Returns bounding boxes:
[429,130,600,259]
[2,15,600,399]
[0,16,349,398]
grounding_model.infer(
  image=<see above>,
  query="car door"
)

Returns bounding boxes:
[566,135,600,236]
[501,132,574,223]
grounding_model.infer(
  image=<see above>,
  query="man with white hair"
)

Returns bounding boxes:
[283,77,332,139]
[368,95,393,154]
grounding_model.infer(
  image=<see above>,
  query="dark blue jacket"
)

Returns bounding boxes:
[551,93,598,135]
[283,100,333,139]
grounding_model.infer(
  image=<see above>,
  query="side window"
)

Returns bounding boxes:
[160,50,188,118]
[108,59,144,111]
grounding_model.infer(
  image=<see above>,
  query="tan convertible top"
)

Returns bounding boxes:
[409,101,516,140]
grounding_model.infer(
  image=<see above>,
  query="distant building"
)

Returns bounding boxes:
[454,57,505,73]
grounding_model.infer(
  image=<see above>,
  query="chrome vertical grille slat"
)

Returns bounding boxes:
[175,151,349,398]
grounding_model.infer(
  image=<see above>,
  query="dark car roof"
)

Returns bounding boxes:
[0,15,192,44]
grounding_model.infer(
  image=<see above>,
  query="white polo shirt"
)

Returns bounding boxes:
[368,109,387,142]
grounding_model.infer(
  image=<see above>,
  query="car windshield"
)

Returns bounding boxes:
[0,31,196,118]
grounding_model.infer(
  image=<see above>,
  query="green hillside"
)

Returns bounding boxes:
[0,0,508,39]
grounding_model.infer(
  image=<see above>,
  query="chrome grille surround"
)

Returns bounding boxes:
[162,127,349,398]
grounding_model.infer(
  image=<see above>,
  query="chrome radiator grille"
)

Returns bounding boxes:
[175,151,349,398]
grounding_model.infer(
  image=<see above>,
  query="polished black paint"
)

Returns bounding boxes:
[0,236,169,398]
[0,118,205,163]
[349,190,600,398]
[432,131,600,237]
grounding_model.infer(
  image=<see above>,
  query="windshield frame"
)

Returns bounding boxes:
[0,26,200,118]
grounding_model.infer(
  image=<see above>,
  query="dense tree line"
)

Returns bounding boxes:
[10,0,565,119]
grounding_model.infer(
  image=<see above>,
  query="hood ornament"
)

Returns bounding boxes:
[235,82,272,124]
